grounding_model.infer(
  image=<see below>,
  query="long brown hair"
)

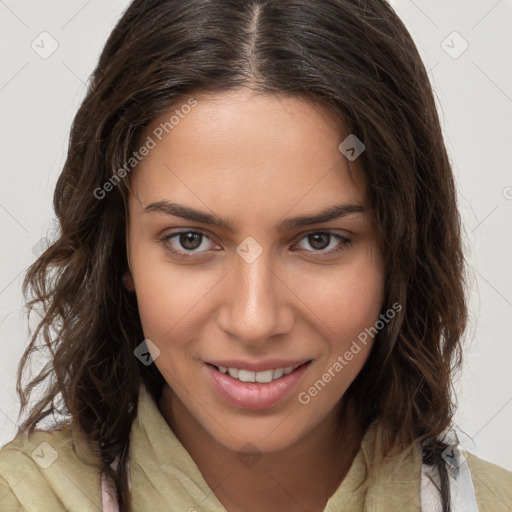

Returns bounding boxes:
[18,1,467,510]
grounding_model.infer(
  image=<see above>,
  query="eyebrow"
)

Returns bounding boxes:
[143,200,364,231]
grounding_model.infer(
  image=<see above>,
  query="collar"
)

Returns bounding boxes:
[128,385,422,511]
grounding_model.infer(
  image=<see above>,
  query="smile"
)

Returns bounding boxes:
[206,361,312,409]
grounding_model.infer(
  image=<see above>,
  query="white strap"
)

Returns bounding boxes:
[420,431,479,512]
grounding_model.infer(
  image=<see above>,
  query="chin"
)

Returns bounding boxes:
[200,408,322,455]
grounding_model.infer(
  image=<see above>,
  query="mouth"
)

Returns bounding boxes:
[205,360,312,410]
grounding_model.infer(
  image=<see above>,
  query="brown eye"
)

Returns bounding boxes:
[307,233,331,250]
[179,232,202,250]
[161,230,217,255]
[295,231,352,255]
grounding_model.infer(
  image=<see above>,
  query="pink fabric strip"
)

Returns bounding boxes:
[101,457,130,512]
[101,472,120,512]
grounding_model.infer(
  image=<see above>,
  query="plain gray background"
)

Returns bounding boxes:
[1,0,511,471]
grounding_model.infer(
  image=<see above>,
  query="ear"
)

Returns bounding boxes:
[122,271,135,291]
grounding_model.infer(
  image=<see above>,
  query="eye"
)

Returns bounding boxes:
[294,231,352,255]
[161,231,218,256]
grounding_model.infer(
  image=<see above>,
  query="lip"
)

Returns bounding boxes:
[205,360,311,410]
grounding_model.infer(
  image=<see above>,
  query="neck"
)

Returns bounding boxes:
[158,384,363,512]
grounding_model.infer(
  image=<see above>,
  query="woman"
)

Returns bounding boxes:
[0,0,510,511]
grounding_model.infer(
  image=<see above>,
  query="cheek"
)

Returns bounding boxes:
[129,242,214,342]
[334,266,384,335]
[295,247,384,385]
[297,254,384,338]
[134,270,217,344]
[296,261,384,410]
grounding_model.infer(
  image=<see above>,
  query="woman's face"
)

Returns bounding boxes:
[126,88,385,453]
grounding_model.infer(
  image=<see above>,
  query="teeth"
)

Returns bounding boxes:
[273,368,284,379]
[227,368,239,379]
[255,369,274,383]
[238,369,256,382]
[216,364,304,383]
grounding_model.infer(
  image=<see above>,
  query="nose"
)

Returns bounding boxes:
[216,249,295,344]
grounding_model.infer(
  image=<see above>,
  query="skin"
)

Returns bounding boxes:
[126,88,385,512]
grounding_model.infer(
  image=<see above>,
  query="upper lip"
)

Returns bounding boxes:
[206,359,311,372]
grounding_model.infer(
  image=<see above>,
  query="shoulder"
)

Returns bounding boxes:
[0,425,103,511]
[466,451,512,511]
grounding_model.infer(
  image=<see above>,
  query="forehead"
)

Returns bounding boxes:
[129,89,367,219]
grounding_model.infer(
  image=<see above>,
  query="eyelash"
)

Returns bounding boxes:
[159,230,352,259]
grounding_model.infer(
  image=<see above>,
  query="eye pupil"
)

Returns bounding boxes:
[180,232,202,250]
[309,233,330,250]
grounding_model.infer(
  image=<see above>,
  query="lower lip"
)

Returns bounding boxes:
[206,362,310,410]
